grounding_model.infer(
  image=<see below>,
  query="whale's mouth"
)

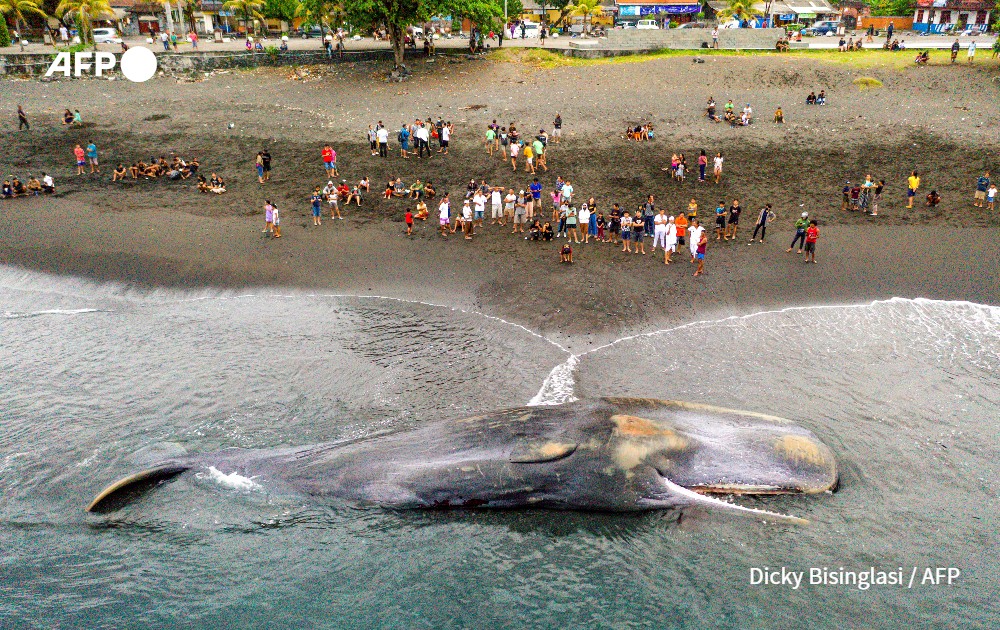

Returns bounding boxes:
[651,472,810,525]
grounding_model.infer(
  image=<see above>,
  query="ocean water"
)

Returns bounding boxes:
[1,267,997,629]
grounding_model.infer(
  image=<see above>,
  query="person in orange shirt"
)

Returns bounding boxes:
[674,212,688,255]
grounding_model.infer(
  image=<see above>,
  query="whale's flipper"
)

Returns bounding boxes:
[86,464,190,513]
[644,476,809,525]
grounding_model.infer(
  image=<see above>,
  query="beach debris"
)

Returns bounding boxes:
[459,104,487,111]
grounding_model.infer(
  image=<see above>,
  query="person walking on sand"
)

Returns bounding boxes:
[510,140,520,171]
[951,39,960,63]
[906,170,920,209]
[261,149,271,181]
[787,212,809,253]
[271,203,281,238]
[263,200,275,235]
[749,203,773,243]
[255,152,265,183]
[694,228,708,276]
[974,171,990,208]
[713,152,723,184]
[804,220,819,263]
[17,106,29,131]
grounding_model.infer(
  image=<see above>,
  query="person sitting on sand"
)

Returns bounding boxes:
[926,190,941,207]
[724,110,738,126]
[26,175,42,195]
[528,219,541,240]
[392,178,407,198]
[41,173,54,194]
[409,179,424,199]
[62,109,74,125]
[129,163,140,179]
[384,180,394,200]
[422,181,436,198]
[1,181,12,198]
[539,221,553,241]
[197,174,210,193]
[806,91,817,105]
[72,110,82,125]
[336,180,350,201]
[345,184,362,206]
[209,173,226,194]
[914,50,929,65]
[706,97,721,122]
[414,199,429,220]
[775,38,789,52]
[816,90,826,105]
[358,177,370,193]
[560,242,573,263]
[774,107,784,123]
[143,163,160,178]
[112,164,128,181]
[11,177,27,197]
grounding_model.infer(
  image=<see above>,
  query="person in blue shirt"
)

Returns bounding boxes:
[310,188,323,226]
[398,124,411,158]
[974,171,990,208]
[85,142,99,174]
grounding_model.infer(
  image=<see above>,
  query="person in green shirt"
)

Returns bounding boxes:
[787,212,809,253]
[532,138,548,172]
[485,128,496,156]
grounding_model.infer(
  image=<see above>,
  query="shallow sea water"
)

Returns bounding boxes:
[1,267,997,629]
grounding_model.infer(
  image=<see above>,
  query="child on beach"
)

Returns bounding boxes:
[310,188,323,226]
[987,184,997,211]
[560,242,573,263]
[405,208,413,235]
[73,145,86,175]
[263,200,274,235]
[439,195,451,236]
[694,229,708,276]
[804,220,819,263]
[621,211,633,253]
[688,218,703,263]
[271,203,281,238]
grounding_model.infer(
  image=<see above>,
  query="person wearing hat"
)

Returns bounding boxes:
[322,180,340,219]
[513,190,528,233]
[787,212,809,254]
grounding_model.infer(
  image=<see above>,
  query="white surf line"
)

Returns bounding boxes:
[1,308,104,319]
[527,297,1000,406]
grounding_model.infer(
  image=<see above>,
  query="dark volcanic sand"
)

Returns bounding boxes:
[2,54,999,345]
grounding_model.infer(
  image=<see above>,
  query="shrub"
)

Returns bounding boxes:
[853,76,883,90]
[669,21,679,28]
[265,44,280,57]
[0,17,11,48]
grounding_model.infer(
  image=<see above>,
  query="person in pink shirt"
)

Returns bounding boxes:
[73,144,86,176]
[698,149,709,182]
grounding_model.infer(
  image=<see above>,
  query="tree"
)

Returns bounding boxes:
[717,0,759,23]
[263,0,297,28]
[0,14,11,46]
[867,0,913,16]
[1,0,48,50]
[544,0,572,28]
[567,0,601,34]
[223,0,264,34]
[342,0,503,68]
[55,0,111,50]
[182,0,201,32]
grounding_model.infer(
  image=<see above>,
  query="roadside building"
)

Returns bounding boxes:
[912,0,992,33]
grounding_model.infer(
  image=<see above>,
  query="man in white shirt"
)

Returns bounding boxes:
[688,219,705,263]
[651,209,668,251]
[438,122,451,154]
[472,190,486,228]
[415,123,430,158]
[462,199,474,239]
[562,181,573,203]
[490,187,503,224]
[376,125,389,157]
[503,189,517,226]
[439,196,451,236]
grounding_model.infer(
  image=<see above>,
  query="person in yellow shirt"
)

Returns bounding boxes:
[906,170,920,208]
[523,143,535,174]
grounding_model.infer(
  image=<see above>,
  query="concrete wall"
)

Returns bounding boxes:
[602,27,787,50]
[0,48,428,77]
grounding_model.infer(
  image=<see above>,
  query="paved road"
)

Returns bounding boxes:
[2,31,995,54]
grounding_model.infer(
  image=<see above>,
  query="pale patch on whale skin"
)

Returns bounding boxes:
[610,415,690,471]
[510,441,578,463]
[774,435,833,469]
[606,398,793,425]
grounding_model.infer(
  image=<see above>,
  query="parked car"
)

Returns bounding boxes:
[719,19,741,29]
[807,21,841,36]
[521,21,541,38]
[92,28,123,44]
[298,25,324,38]
[636,19,660,30]
[677,22,708,29]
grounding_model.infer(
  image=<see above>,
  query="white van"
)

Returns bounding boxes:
[92,28,123,44]
[521,21,541,38]
[636,19,660,30]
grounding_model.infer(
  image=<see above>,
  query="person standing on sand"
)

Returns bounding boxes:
[17,106,29,131]
[749,203,773,243]
[787,212,809,253]
[694,228,708,276]
[620,211,633,253]
[674,211,688,253]
[439,194,451,236]
[405,207,413,235]
[986,183,997,211]
[642,195,655,237]
[263,200,274,235]
[271,203,281,238]
[462,198,474,239]
[73,144,86,176]
[261,149,271,181]
[663,216,677,264]
[967,40,976,63]
[906,170,920,209]
[714,200,726,240]
[553,114,562,144]
[712,26,719,49]
[652,208,668,251]
[713,152,723,184]
[377,124,389,158]
[310,188,323,226]
[698,150,708,182]
[725,199,741,240]
[974,171,990,208]
[804,220,819,263]
[322,144,337,176]
[85,142,99,174]
[439,121,451,154]
[872,179,884,216]
[368,125,378,156]
[688,218,704,263]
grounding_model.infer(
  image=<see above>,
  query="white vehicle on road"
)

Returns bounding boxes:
[92,28,123,44]
[636,19,660,30]
[520,21,541,38]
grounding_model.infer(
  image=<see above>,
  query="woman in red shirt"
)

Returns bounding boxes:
[804,220,819,263]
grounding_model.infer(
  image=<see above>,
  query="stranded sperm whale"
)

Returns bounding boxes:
[87,398,838,523]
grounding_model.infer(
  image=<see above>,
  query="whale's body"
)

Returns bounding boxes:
[88,398,838,523]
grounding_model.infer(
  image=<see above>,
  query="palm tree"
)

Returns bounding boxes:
[568,0,602,36]
[55,0,112,50]
[718,0,760,24]
[0,0,48,51]
[223,0,264,35]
